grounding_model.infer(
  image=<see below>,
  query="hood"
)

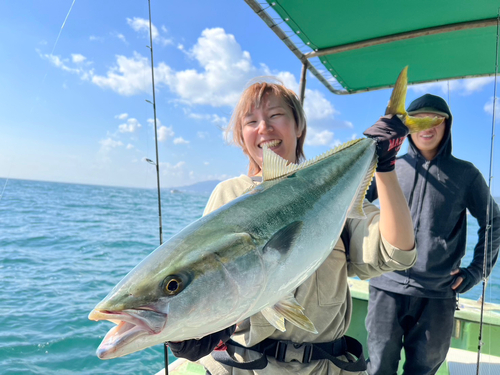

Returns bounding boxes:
[406,93,453,159]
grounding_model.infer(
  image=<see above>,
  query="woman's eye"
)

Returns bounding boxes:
[271,113,282,118]
[245,121,256,126]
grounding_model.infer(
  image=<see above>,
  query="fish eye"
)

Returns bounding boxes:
[163,276,183,296]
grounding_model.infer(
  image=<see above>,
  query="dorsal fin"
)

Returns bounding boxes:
[262,139,362,182]
[347,153,377,219]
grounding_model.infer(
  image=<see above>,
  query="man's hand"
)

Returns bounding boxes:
[451,268,477,294]
[363,115,408,172]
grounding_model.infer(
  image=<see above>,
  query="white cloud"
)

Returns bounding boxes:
[127,17,173,46]
[276,71,336,121]
[188,112,228,127]
[118,118,142,133]
[158,161,186,177]
[126,144,134,149]
[410,77,493,96]
[115,113,128,120]
[305,127,334,146]
[197,131,209,139]
[91,52,152,96]
[160,28,264,106]
[188,112,211,120]
[71,54,86,63]
[484,97,500,117]
[173,137,190,145]
[463,77,494,93]
[89,35,104,42]
[128,17,158,39]
[43,28,335,120]
[41,52,92,80]
[211,114,228,127]
[99,138,123,152]
[158,125,174,142]
[204,161,209,165]
[116,33,127,44]
[331,140,342,148]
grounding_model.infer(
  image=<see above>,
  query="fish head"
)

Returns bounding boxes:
[89,226,258,359]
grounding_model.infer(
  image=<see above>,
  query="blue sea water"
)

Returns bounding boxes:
[1,178,499,374]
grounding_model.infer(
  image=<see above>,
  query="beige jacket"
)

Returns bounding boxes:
[198,175,416,375]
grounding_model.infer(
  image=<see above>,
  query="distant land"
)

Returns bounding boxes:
[167,180,221,194]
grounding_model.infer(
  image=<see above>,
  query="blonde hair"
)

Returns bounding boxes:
[226,79,307,176]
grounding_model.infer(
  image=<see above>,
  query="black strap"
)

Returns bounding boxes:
[211,335,366,372]
[340,226,350,262]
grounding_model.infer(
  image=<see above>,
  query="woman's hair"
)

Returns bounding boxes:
[226,79,307,176]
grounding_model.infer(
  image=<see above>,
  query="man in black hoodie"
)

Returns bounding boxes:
[365,93,500,375]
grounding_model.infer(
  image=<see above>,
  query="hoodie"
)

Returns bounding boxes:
[367,94,500,298]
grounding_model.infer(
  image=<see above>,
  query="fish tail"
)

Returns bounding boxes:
[386,66,443,133]
[405,116,444,134]
[385,66,408,117]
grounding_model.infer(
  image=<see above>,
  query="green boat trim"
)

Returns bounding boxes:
[245,0,500,95]
[156,278,500,375]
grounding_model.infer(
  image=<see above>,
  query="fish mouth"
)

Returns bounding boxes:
[89,308,167,359]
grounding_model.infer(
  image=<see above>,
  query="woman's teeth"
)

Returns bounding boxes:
[260,140,281,148]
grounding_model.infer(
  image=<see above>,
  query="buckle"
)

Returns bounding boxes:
[275,341,313,363]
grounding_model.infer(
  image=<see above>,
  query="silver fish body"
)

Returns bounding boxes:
[89,138,377,359]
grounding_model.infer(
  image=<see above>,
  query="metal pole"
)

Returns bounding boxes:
[147,0,163,246]
[299,61,307,105]
[475,9,500,375]
[146,1,168,373]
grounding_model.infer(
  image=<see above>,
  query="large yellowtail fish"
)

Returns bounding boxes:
[89,67,440,359]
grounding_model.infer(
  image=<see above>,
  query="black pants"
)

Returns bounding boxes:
[366,286,456,375]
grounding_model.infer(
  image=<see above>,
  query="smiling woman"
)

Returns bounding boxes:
[227,80,307,176]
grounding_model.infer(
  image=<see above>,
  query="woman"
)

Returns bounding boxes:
[169,80,416,375]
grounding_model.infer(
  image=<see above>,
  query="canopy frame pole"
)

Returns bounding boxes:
[306,18,498,59]
[299,61,307,105]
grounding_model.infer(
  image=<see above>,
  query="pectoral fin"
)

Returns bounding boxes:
[263,221,303,256]
[261,293,317,333]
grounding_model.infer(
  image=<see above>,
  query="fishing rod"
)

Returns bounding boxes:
[145,0,168,373]
[475,9,500,375]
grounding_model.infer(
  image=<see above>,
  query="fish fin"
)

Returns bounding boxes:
[263,221,303,256]
[384,66,443,133]
[262,146,301,181]
[261,307,286,332]
[347,153,377,219]
[385,66,408,116]
[262,139,363,182]
[404,115,444,134]
[268,293,318,334]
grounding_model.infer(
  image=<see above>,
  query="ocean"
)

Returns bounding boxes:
[1,178,499,374]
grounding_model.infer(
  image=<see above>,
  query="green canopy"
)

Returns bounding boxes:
[246,0,500,94]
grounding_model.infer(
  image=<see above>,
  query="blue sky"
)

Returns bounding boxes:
[1,1,499,195]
